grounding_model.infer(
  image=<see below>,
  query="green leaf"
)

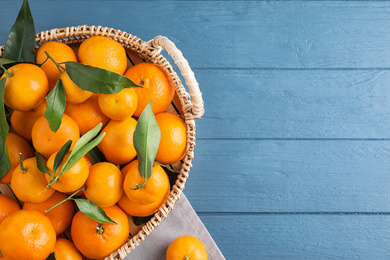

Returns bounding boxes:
[88,146,107,164]
[133,101,161,183]
[44,78,66,132]
[74,199,116,224]
[3,0,35,62]
[0,77,11,180]
[64,61,139,94]
[61,133,105,173]
[36,152,49,174]
[69,123,102,159]
[53,140,72,174]
[0,58,17,66]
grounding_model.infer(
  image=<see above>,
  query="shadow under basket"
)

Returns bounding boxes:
[0,25,204,260]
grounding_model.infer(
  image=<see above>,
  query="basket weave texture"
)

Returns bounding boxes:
[0,25,204,260]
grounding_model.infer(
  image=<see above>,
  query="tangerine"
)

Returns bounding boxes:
[124,63,175,117]
[10,100,46,142]
[84,162,123,208]
[0,210,56,260]
[61,70,93,104]
[23,191,75,235]
[52,238,82,260]
[78,36,127,75]
[71,205,129,259]
[123,160,170,205]
[98,117,137,165]
[36,41,78,90]
[64,94,110,135]
[0,194,20,225]
[2,63,49,111]
[11,157,55,203]
[166,236,208,260]
[31,114,80,159]
[46,151,89,193]
[155,112,187,165]
[0,132,34,184]
[117,186,169,217]
[98,88,138,120]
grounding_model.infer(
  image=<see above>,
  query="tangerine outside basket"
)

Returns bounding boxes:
[0,25,204,260]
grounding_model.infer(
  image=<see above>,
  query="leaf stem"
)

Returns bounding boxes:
[0,64,13,77]
[44,51,66,74]
[45,186,86,212]
[19,153,27,173]
[130,183,145,191]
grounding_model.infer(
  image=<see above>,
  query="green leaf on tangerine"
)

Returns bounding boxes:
[0,77,11,180]
[36,152,49,174]
[53,140,72,174]
[61,133,105,173]
[74,199,116,224]
[44,78,66,133]
[64,61,139,94]
[3,0,36,62]
[133,101,161,184]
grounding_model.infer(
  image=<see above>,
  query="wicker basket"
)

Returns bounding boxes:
[0,25,204,260]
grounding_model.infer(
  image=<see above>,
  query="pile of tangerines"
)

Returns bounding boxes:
[0,36,209,260]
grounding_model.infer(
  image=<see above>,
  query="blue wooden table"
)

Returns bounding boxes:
[3,0,390,259]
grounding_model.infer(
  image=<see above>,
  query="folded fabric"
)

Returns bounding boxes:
[126,193,225,259]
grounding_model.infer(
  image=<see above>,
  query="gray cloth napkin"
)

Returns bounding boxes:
[126,194,225,260]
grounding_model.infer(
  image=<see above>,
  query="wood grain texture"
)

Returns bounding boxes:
[195,69,390,139]
[186,139,390,212]
[2,1,390,69]
[200,213,390,259]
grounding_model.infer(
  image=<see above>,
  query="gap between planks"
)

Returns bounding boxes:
[197,212,390,216]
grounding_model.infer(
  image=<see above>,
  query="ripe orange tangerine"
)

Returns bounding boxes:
[11,157,55,203]
[71,205,129,259]
[0,132,34,184]
[52,238,83,260]
[0,210,56,260]
[166,236,208,260]
[124,63,175,117]
[36,41,78,90]
[0,194,20,225]
[123,160,170,205]
[84,162,123,208]
[23,191,75,235]
[155,112,187,165]
[78,35,127,75]
[98,117,137,165]
[10,100,47,142]
[2,63,49,111]
[98,88,138,120]
[46,151,89,193]
[31,114,80,159]
[65,94,110,135]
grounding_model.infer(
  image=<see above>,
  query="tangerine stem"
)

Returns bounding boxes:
[184,256,190,260]
[130,182,145,191]
[45,186,86,212]
[0,64,13,77]
[19,153,27,173]
[44,51,66,74]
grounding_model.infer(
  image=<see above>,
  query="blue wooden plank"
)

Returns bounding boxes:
[199,213,390,259]
[186,139,390,213]
[195,69,390,138]
[2,1,390,69]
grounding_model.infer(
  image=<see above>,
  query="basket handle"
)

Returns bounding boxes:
[147,36,204,120]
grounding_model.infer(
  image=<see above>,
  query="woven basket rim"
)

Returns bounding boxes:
[0,25,199,260]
